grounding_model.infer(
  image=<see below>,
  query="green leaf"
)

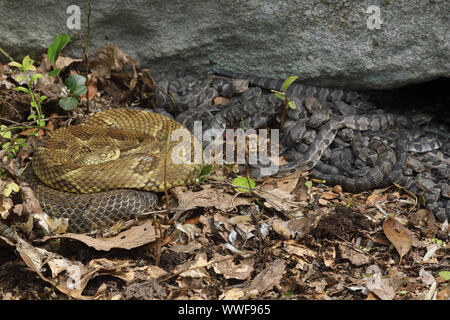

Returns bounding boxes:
[29,130,40,137]
[16,75,25,82]
[22,55,36,72]
[39,95,48,103]
[282,76,298,92]
[232,176,256,193]
[15,86,30,94]
[0,128,11,139]
[27,114,37,120]
[48,34,70,64]
[58,96,78,110]
[3,181,20,197]
[30,73,43,83]
[15,138,27,145]
[439,271,450,281]
[2,142,11,149]
[305,180,313,190]
[70,85,87,97]
[64,74,86,95]
[30,100,37,107]
[48,68,61,77]
[8,61,22,69]
[197,164,213,178]
[274,92,285,100]
[36,119,46,127]
[282,291,294,299]
[287,100,296,110]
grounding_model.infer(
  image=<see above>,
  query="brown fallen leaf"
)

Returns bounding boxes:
[19,182,43,215]
[284,242,317,260]
[364,265,396,300]
[144,265,168,279]
[322,246,336,267]
[256,175,301,212]
[339,244,370,266]
[89,46,134,79]
[40,53,82,71]
[174,252,209,278]
[243,259,286,299]
[382,218,412,264]
[321,191,339,200]
[211,254,254,280]
[172,186,252,211]
[41,220,156,251]
[437,285,450,300]
[366,191,387,207]
[0,195,13,219]
[272,216,319,240]
[34,68,62,99]
[15,237,136,299]
[83,76,98,101]
[365,292,380,300]
[409,209,437,238]
[220,288,245,300]
[169,241,202,254]
[213,96,231,105]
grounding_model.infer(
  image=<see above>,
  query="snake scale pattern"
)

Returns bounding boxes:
[26,68,449,233]
[164,69,449,221]
[27,108,200,233]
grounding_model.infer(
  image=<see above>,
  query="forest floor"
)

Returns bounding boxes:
[0,46,448,300]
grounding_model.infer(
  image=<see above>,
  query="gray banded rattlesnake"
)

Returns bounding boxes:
[167,69,449,220]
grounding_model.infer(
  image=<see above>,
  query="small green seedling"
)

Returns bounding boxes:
[438,271,450,281]
[272,76,298,131]
[0,125,28,158]
[305,180,313,191]
[58,74,88,110]
[47,35,87,111]
[232,176,256,193]
[0,49,47,158]
[7,55,46,129]
[196,164,213,183]
[2,181,20,197]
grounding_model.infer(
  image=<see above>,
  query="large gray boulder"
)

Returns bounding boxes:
[0,0,448,89]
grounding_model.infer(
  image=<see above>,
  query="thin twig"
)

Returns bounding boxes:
[140,207,191,216]
[0,117,22,125]
[2,115,70,127]
[0,47,14,62]
[76,2,91,113]
[163,122,173,210]
[85,0,91,112]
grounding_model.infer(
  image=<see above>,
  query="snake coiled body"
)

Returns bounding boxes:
[187,70,449,220]
[28,108,201,233]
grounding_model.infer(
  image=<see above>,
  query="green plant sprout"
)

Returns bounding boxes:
[6,55,46,129]
[232,176,256,193]
[47,34,87,111]
[0,49,47,158]
[272,76,298,131]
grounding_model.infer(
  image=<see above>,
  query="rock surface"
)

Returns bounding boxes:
[0,0,448,89]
